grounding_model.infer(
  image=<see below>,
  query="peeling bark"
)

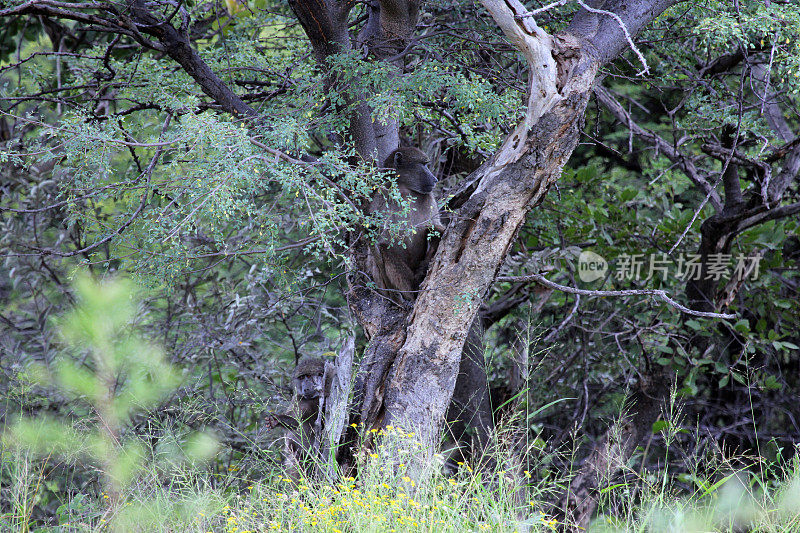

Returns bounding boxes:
[372,0,606,461]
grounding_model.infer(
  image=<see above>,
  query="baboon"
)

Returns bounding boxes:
[266,356,336,481]
[367,147,446,300]
[365,148,494,466]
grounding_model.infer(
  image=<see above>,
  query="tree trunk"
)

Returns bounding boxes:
[382,88,594,454]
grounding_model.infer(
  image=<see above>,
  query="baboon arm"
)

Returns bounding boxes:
[382,247,417,297]
[367,243,417,300]
[264,413,299,431]
[417,234,440,281]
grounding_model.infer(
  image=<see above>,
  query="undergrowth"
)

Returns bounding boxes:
[1,277,799,532]
[1,423,799,532]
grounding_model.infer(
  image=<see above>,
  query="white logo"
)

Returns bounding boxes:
[578,250,607,282]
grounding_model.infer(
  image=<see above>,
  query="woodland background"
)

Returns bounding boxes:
[1,0,799,531]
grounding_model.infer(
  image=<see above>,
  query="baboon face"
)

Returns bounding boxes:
[292,357,326,400]
[386,147,437,194]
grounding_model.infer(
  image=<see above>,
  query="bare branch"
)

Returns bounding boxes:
[529,0,571,16]
[128,0,256,118]
[497,273,737,319]
[574,0,648,74]
[735,201,800,234]
[567,0,677,65]
[594,85,723,212]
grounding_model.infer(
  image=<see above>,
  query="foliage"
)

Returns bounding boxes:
[2,275,217,530]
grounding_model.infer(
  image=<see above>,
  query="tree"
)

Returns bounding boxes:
[288,0,683,454]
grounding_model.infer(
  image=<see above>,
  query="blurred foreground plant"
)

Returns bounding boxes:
[2,275,217,529]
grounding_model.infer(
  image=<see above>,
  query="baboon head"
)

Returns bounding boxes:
[292,356,326,401]
[384,147,437,194]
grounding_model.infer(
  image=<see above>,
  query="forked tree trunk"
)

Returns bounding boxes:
[382,82,594,451]
[289,0,678,475]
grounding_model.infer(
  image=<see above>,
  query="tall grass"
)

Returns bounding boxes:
[2,417,799,532]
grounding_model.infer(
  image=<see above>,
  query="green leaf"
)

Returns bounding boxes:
[620,188,638,202]
[733,319,751,334]
[763,375,782,390]
[686,319,703,331]
[652,420,669,433]
[53,360,103,401]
